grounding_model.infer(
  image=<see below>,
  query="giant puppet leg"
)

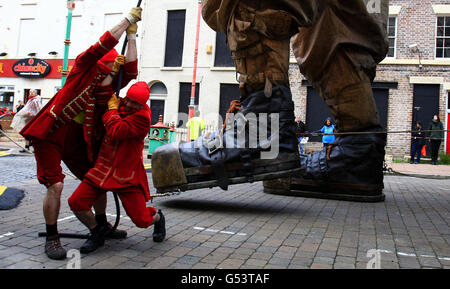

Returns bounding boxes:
[152,0,305,193]
[264,0,389,202]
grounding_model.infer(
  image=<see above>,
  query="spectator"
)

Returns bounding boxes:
[410,121,425,164]
[11,89,43,152]
[317,117,336,149]
[16,101,24,113]
[295,116,306,154]
[186,109,205,141]
[428,115,444,165]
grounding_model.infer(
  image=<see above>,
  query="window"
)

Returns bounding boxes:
[387,17,397,58]
[214,32,234,67]
[0,86,15,109]
[150,82,168,97]
[164,10,186,67]
[219,84,240,122]
[436,16,450,58]
[149,82,167,125]
[178,83,199,127]
[17,18,37,57]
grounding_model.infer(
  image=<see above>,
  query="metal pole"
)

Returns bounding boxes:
[187,0,202,140]
[61,0,75,87]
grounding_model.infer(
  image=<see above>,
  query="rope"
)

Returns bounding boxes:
[305,129,448,138]
[383,163,450,180]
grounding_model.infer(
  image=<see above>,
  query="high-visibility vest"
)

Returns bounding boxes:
[186,117,205,140]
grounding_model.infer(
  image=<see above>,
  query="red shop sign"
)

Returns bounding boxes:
[0,59,75,79]
[13,58,51,78]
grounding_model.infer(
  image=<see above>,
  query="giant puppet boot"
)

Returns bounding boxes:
[152,3,302,193]
[264,51,387,202]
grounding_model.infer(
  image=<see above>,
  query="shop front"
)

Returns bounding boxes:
[0,58,74,110]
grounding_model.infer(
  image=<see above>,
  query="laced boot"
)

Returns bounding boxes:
[80,225,108,254]
[45,235,67,260]
[152,1,301,193]
[152,86,301,193]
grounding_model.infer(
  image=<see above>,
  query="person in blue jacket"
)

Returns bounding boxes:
[318,117,336,148]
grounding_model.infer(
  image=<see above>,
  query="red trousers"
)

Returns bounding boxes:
[33,122,92,187]
[68,180,157,228]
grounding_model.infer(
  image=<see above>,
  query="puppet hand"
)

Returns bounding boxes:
[108,94,120,110]
[126,7,142,24]
[112,55,125,73]
[127,23,138,35]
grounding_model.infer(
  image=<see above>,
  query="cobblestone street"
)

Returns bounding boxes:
[0,155,448,269]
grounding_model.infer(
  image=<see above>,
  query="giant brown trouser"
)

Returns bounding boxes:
[202,0,389,132]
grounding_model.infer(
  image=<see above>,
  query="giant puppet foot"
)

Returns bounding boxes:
[264,128,387,202]
[151,86,301,194]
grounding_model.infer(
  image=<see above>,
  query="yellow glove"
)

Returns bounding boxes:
[127,23,138,35]
[112,54,125,73]
[126,7,142,24]
[108,94,120,110]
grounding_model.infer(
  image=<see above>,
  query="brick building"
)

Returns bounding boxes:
[291,0,450,158]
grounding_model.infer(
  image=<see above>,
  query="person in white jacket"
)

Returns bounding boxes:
[11,89,43,152]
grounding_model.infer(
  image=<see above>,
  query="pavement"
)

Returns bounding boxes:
[389,163,450,178]
[0,146,449,269]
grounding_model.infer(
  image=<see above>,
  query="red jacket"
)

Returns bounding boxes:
[20,31,137,142]
[85,105,151,200]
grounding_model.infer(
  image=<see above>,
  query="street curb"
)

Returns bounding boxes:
[384,172,450,180]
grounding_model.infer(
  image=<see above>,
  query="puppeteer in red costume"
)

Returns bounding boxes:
[19,7,143,260]
[68,82,166,254]
[21,32,137,185]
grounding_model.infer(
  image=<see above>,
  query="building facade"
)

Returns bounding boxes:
[0,0,138,109]
[0,0,448,158]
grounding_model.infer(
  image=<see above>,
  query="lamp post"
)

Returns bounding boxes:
[187,0,202,141]
[61,0,75,87]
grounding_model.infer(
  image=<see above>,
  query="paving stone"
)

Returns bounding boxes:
[164,246,192,258]
[310,263,333,269]
[315,250,337,259]
[268,257,291,266]
[201,253,229,265]
[418,257,442,268]
[256,246,278,253]
[218,258,246,269]
[312,257,334,265]
[191,262,217,269]
[244,258,267,267]
[333,262,356,269]
[176,255,201,265]
[180,241,201,249]
[337,247,357,258]
[145,256,178,269]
